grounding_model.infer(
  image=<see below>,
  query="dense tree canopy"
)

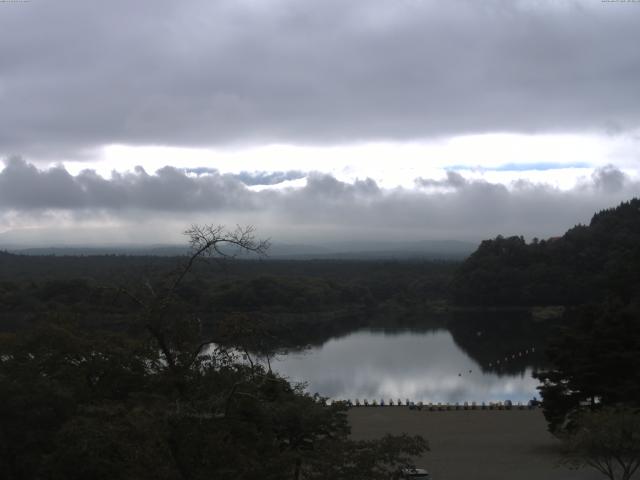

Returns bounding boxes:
[559,407,640,480]
[0,226,428,479]
[534,301,640,433]
[1,320,428,479]
[452,198,640,306]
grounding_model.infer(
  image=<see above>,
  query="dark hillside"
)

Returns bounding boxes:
[452,198,640,306]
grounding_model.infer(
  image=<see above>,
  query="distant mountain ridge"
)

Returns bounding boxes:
[452,198,640,306]
[4,240,475,260]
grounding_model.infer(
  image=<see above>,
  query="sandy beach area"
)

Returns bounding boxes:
[349,407,602,480]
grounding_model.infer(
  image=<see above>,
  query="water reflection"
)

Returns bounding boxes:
[269,329,540,403]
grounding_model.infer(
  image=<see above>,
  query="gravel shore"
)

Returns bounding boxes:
[349,407,601,480]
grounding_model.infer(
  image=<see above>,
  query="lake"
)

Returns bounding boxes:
[268,326,543,404]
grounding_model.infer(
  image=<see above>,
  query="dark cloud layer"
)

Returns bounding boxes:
[0,157,251,211]
[232,170,306,186]
[591,164,627,194]
[183,168,306,186]
[1,158,638,243]
[1,0,639,158]
[416,171,468,189]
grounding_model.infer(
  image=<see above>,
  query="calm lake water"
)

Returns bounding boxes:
[269,328,541,404]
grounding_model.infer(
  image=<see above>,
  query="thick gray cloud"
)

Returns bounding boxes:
[1,0,639,158]
[1,159,638,245]
[0,157,252,211]
[183,168,306,186]
[232,170,306,186]
[591,164,627,193]
[416,171,468,189]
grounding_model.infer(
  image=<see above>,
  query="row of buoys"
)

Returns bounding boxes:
[350,398,414,407]
[487,346,536,368]
[335,399,540,410]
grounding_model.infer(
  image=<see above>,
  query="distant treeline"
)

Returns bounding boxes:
[0,255,456,349]
[452,198,640,306]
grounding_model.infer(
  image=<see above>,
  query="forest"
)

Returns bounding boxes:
[0,251,454,350]
[2,200,640,478]
[1,227,441,479]
[452,198,640,307]
[451,199,640,446]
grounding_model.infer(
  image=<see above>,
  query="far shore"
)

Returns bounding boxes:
[349,407,600,480]
[445,304,565,318]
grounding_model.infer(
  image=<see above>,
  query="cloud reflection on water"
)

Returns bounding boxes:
[270,330,539,403]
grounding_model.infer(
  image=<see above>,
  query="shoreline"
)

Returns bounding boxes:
[348,408,600,480]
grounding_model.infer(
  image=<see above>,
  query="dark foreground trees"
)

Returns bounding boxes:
[0,225,427,479]
[559,407,640,480]
[534,302,640,433]
[534,302,640,479]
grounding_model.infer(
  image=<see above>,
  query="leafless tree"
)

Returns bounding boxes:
[114,224,269,381]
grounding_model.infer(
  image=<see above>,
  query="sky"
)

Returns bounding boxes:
[1,0,639,246]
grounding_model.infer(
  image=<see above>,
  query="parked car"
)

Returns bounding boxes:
[399,467,432,479]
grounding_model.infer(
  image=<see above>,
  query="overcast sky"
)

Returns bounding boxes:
[1,0,639,246]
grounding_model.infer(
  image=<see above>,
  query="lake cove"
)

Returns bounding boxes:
[270,314,550,404]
